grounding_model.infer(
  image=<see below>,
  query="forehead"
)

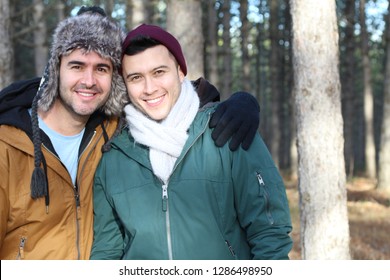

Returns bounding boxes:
[61,48,113,65]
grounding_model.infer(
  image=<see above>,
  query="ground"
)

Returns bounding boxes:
[285,177,390,260]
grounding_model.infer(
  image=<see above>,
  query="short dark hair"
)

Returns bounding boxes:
[122,35,161,56]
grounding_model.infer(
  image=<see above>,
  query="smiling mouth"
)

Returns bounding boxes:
[76,90,97,97]
[145,95,164,105]
[79,92,94,97]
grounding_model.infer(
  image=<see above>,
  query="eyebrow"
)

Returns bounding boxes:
[67,60,112,70]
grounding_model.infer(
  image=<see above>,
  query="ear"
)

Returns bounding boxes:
[178,66,185,82]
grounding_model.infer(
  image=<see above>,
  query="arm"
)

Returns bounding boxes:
[192,78,260,151]
[90,160,125,260]
[0,143,9,249]
[0,176,8,250]
[232,134,293,259]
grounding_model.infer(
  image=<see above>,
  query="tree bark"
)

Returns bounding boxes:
[220,0,232,100]
[360,0,376,179]
[205,0,218,86]
[239,0,251,92]
[269,0,281,163]
[130,0,145,28]
[290,0,351,259]
[33,0,47,76]
[377,2,390,191]
[103,0,114,18]
[0,0,13,88]
[257,0,270,143]
[167,0,203,81]
[128,0,157,28]
[341,0,356,178]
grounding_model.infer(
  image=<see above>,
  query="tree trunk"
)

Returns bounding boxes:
[257,0,270,143]
[290,0,351,259]
[129,0,157,28]
[360,0,376,179]
[0,0,13,88]
[33,0,47,76]
[167,0,203,81]
[56,2,65,22]
[205,0,218,86]
[239,0,251,92]
[220,0,232,100]
[269,0,281,163]
[103,0,114,18]
[341,0,356,178]
[130,0,145,28]
[281,0,295,175]
[377,2,390,191]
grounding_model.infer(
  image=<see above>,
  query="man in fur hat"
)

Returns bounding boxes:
[0,9,260,259]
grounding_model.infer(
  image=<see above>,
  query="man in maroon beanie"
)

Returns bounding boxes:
[90,24,292,260]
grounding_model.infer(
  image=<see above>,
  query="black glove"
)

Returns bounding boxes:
[209,91,260,151]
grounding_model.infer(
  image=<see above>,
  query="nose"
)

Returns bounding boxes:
[144,76,157,95]
[81,68,97,88]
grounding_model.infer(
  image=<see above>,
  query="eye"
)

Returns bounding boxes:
[129,75,142,82]
[154,69,165,76]
[70,65,81,70]
[97,67,110,73]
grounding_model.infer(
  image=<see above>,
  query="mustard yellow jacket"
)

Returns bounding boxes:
[0,77,118,259]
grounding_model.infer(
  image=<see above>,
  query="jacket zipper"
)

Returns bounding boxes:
[42,130,97,260]
[225,240,236,257]
[256,172,274,225]
[161,183,173,260]
[159,114,211,260]
[74,130,97,259]
[16,237,26,260]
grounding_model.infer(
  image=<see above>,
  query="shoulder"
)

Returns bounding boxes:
[0,77,41,99]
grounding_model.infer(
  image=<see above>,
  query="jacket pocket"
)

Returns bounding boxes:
[256,172,274,225]
[256,168,290,225]
[16,237,27,260]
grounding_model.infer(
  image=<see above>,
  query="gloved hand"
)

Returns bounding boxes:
[209,91,260,151]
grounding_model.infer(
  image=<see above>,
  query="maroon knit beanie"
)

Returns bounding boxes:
[122,24,187,75]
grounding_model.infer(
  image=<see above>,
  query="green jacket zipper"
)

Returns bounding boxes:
[159,113,211,260]
[256,172,274,225]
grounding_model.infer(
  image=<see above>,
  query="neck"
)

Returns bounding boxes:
[38,101,89,136]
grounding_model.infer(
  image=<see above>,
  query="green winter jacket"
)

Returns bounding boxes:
[90,105,293,260]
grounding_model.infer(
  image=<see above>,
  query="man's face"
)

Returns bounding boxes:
[58,49,113,118]
[122,45,185,121]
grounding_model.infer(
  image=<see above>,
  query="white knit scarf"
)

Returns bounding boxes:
[124,78,200,183]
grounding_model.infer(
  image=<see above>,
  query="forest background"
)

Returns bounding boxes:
[0,0,389,260]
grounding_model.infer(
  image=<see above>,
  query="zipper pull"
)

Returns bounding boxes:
[74,185,80,207]
[18,237,26,259]
[257,172,265,185]
[162,184,168,212]
[225,240,236,257]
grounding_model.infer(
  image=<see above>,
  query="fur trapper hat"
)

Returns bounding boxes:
[37,12,128,116]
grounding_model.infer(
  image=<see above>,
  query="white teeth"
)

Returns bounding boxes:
[78,92,94,97]
[146,96,163,104]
